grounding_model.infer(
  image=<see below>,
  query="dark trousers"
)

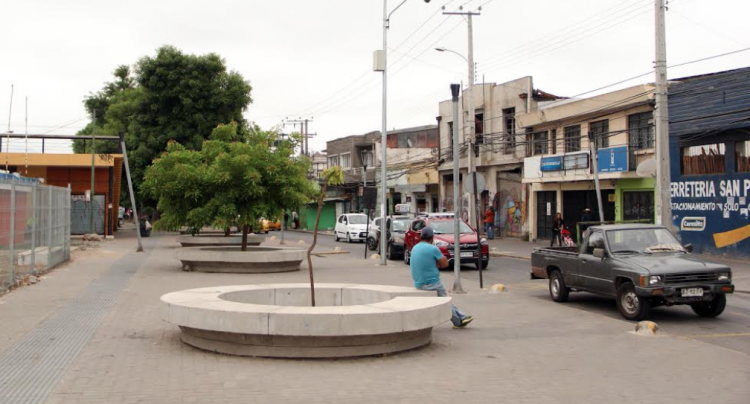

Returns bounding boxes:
[550,230,561,247]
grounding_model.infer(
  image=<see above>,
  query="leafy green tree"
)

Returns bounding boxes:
[75,46,253,206]
[142,123,314,250]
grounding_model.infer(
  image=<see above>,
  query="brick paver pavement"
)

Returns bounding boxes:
[1,232,748,404]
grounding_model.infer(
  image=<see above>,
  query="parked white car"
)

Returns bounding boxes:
[334,213,370,243]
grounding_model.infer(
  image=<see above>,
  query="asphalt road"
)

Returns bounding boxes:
[284,229,750,355]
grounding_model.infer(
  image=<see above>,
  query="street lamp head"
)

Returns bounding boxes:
[435,47,445,52]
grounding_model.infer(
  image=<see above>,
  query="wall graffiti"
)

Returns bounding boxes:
[493,182,526,237]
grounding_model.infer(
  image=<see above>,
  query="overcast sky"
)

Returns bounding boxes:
[1,0,748,154]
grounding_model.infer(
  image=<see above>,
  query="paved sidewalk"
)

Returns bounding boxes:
[1,231,747,404]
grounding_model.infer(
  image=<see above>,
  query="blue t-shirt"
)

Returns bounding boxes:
[410,242,443,288]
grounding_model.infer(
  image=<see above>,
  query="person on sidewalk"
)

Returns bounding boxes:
[551,212,564,247]
[410,227,473,329]
[292,211,299,229]
[283,211,290,230]
[484,207,495,240]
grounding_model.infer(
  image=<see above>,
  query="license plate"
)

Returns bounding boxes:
[681,287,704,297]
[460,252,473,258]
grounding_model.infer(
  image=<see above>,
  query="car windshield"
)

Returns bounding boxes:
[428,220,473,234]
[391,219,410,232]
[347,215,369,225]
[606,228,685,254]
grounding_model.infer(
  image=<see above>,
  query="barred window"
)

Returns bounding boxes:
[327,155,339,168]
[737,140,750,172]
[533,131,548,156]
[564,125,581,153]
[628,112,654,150]
[590,120,609,149]
[503,107,516,154]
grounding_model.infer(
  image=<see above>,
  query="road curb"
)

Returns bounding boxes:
[489,252,530,261]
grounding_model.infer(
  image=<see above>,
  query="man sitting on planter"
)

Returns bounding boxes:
[409,227,473,329]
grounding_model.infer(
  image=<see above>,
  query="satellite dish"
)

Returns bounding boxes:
[636,158,657,178]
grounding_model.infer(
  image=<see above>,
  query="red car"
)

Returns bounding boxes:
[403,217,489,269]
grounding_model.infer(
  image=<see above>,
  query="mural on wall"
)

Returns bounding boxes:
[493,184,526,237]
[670,178,750,255]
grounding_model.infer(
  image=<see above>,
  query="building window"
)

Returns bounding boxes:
[564,125,581,153]
[445,122,454,160]
[551,129,557,154]
[737,140,750,172]
[590,120,609,149]
[623,191,654,221]
[682,143,726,175]
[340,153,351,169]
[328,155,339,168]
[533,131,548,156]
[628,112,654,150]
[503,107,515,154]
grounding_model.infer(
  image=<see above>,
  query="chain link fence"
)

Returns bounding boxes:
[0,174,71,293]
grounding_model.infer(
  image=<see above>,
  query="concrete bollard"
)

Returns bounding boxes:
[370,254,381,260]
[489,284,507,293]
[634,321,659,336]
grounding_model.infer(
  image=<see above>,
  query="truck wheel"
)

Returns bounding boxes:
[549,270,569,302]
[690,294,726,318]
[616,282,651,321]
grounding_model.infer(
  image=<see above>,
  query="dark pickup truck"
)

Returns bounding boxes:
[531,224,735,320]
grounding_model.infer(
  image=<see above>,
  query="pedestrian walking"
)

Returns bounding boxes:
[409,227,473,329]
[551,212,564,247]
[292,211,299,229]
[484,206,495,240]
[283,211,290,230]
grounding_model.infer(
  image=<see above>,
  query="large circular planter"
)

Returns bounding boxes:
[175,246,306,273]
[178,234,264,248]
[161,284,452,358]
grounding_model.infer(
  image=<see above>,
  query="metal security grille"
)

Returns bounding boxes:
[0,176,71,293]
[69,195,105,235]
[0,248,150,404]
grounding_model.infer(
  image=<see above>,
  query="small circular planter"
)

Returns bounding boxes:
[175,246,306,273]
[178,234,264,248]
[161,284,452,358]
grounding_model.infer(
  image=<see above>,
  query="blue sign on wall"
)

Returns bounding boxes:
[540,156,563,172]
[597,146,628,173]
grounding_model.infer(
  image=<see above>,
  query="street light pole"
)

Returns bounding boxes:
[654,0,672,229]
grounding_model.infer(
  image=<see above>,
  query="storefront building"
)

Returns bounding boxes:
[668,67,750,259]
[519,84,656,241]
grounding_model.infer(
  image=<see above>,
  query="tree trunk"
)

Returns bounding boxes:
[241,225,249,251]
[225,227,231,237]
[306,185,327,307]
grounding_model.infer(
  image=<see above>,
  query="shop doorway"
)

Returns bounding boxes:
[536,191,557,240]
[563,190,614,234]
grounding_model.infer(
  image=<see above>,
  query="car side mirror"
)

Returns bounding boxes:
[593,248,605,258]
[684,243,693,253]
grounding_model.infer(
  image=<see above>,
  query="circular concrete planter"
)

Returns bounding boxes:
[178,234,264,248]
[161,284,452,358]
[175,246,305,273]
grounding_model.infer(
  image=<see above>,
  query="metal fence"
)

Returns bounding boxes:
[0,175,71,293]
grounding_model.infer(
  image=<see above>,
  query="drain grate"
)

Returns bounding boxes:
[0,248,151,404]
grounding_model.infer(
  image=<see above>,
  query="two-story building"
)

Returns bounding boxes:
[669,67,750,259]
[519,84,656,242]
[436,77,562,238]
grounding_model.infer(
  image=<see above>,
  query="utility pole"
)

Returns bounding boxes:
[283,117,313,156]
[444,6,481,227]
[654,0,672,229]
[451,84,465,294]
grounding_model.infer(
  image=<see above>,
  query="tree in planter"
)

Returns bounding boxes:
[306,166,344,306]
[143,122,313,250]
